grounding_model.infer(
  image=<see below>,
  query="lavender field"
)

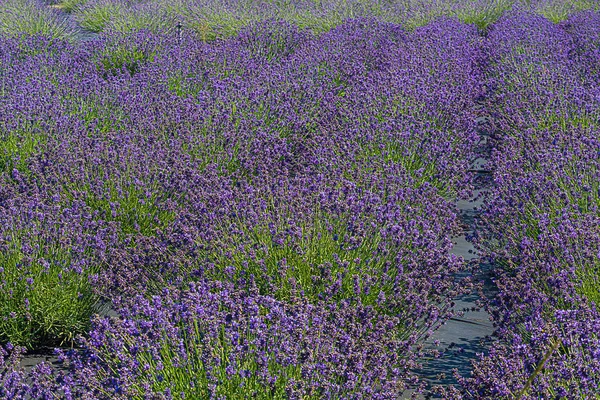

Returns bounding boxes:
[1,0,600,399]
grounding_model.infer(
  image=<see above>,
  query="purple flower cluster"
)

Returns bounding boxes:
[0,17,483,397]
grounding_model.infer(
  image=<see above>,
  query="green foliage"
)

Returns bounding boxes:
[286,10,345,33]
[183,9,252,42]
[578,261,600,306]
[62,182,176,238]
[77,1,116,32]
[454,0,513,31]
[58,0,88,13]
[403,0,455,31]
[0,0,75,40]
[0,237,98,349]
[355,138,444,191]
[534,0,598,23]
[68,97,129,133]
[96,43,156,78]
[0,128,45,176]
[198,208,416,325]
[108,5,178,34]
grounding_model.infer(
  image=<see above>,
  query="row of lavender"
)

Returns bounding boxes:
[458,12,600,398]
[1,0,598,43]
[51,0,600,36]
[0,19,482,398]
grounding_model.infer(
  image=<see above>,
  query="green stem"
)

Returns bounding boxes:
[515,337,561,400]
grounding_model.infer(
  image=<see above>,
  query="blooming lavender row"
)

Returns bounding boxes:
[0,18,483,397]
[459,11,600,398]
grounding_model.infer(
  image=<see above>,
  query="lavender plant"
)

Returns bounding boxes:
[75,0,121,32]
[0,0,75,40]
